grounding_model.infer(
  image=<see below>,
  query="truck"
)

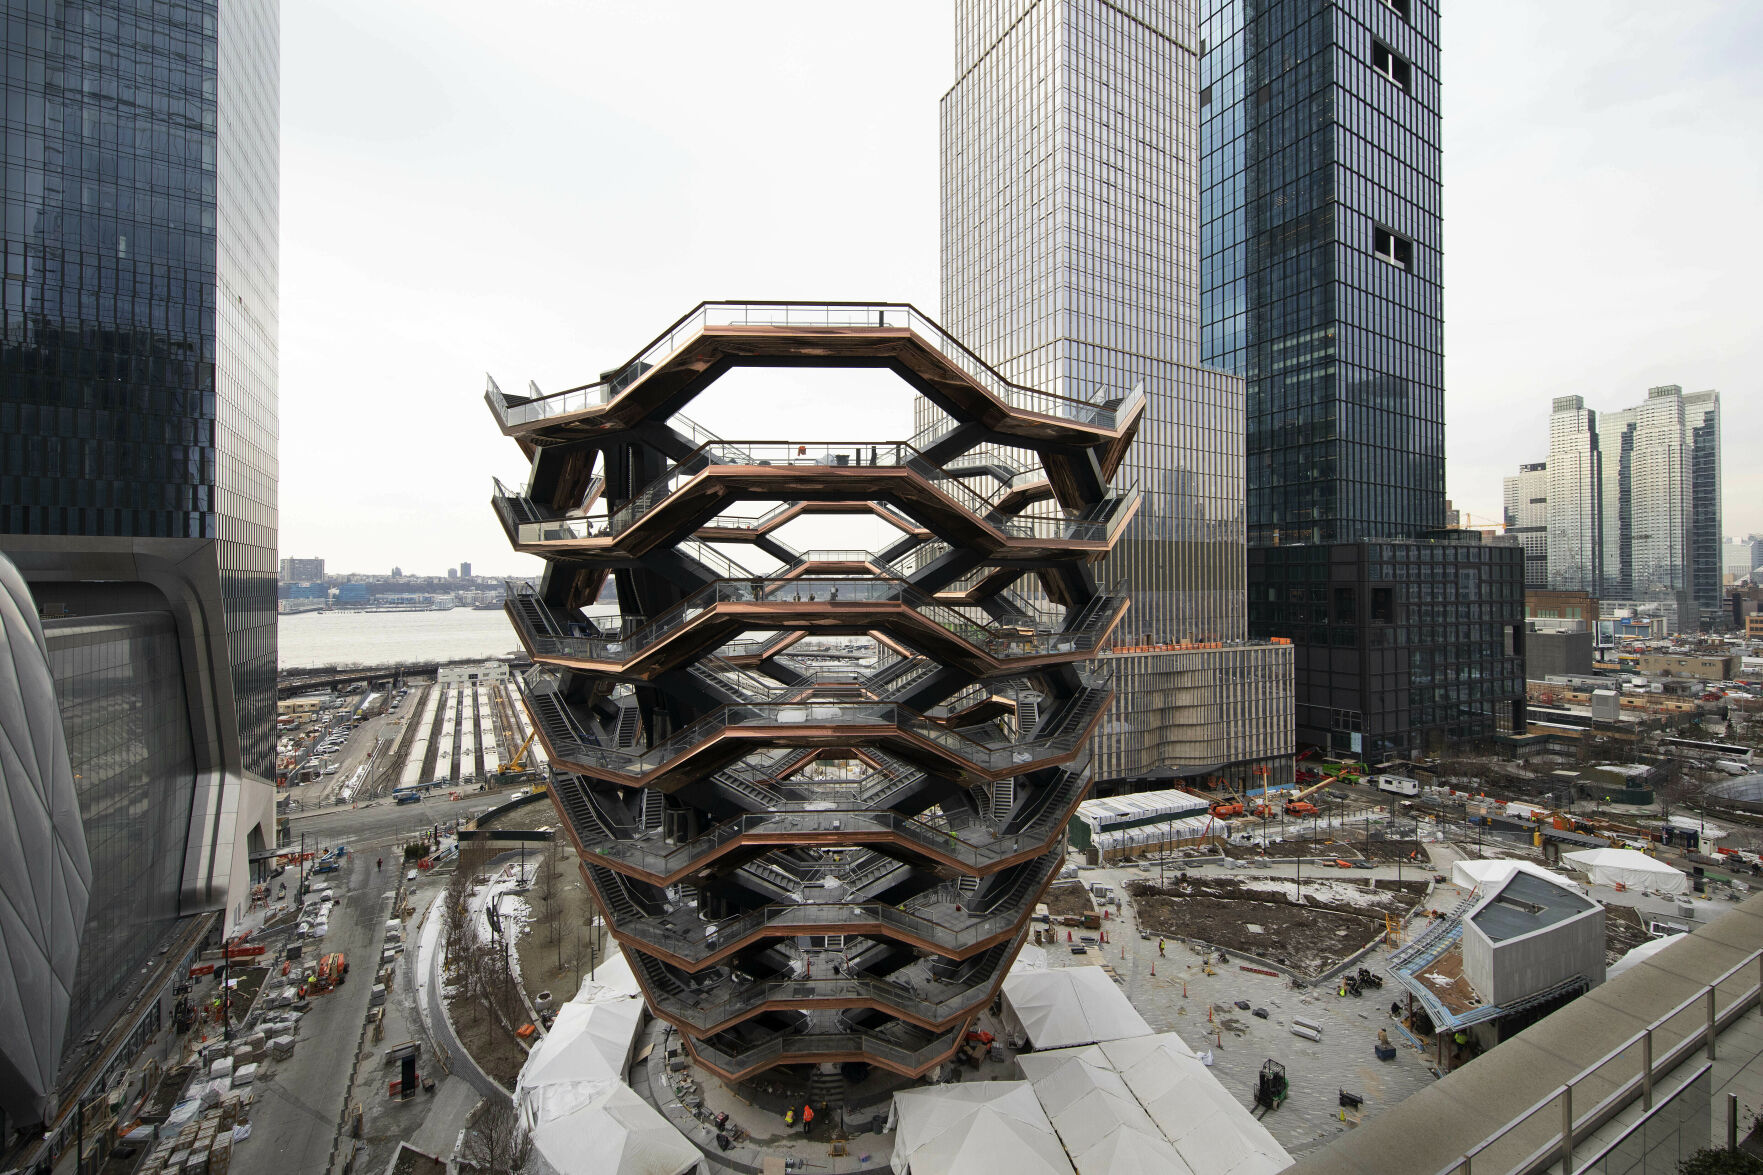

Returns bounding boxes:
[395,789,422,805]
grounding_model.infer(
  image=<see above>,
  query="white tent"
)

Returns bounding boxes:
[1450,858,1584,895]
[1001,967,1152,1050]
[1020,1035,1289,1175]
[1016,1050,1186,1175]
[1562,848,1688,894]
[526,1082,700,1175]
[516,950,698,1175]
[1609,933,1690,979]
[890,1082,1073,1175]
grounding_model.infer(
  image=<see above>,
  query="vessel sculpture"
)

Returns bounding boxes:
[488,302,1141,1080]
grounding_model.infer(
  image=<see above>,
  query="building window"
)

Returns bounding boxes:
[1374,226,1414,270]
[1380,0,1411,20]
[1371,40,1412,91]
[1200,84,1212,107]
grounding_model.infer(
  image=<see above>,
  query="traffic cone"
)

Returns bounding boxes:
[1151,961,1156,976]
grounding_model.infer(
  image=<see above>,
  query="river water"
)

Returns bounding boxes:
[278,608,522,669]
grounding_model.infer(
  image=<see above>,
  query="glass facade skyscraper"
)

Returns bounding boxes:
[1503,461,1548,590]
[0,0,278,1142]
[940,0,1294,791]
[1532,384,1722,630]
[1202,0,1525,758]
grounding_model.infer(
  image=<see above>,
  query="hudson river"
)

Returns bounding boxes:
[278,608,521,669]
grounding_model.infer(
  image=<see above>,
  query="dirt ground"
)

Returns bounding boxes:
[516,841,613,1006]
[1127,875,1428,979]
[1042,880,1095,918]
[445,992,527,1089]
[1604,904,1653,966]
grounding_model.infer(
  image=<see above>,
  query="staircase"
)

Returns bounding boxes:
[614,703,642,749]
[989,779,1016,822]
[808,1065,848,1116]
[640,788,665,834]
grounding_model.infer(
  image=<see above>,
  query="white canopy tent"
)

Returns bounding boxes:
[1020,1034,1290,1175]
[525,1083,701,1175]
[1001,967,1152,1050]
[889,1082,1073,1175]
[1450,858,1585,895]
[1562,848,1689,895]
[1609,933,1690,979]
[516,950,698,1175]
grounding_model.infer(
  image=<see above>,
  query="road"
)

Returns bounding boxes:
[285,791,509,851]
[245,848,396,1175]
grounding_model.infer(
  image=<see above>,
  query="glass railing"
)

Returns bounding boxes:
[574,773,1084,880]
[507,575,1125,670]
[529,435,1133,547]
[487,302,1146,437]
[690,1021,963,1077]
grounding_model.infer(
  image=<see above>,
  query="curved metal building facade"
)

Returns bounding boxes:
[488,302,1138,1080]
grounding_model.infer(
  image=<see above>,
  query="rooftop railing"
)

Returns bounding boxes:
[1435,947,1763,1175]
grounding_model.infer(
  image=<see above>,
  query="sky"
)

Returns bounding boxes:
[280,1,1762,578]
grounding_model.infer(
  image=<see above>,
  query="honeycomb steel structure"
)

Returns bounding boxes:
[487,302,1141,1080]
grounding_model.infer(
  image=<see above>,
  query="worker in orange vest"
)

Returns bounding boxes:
[802,1103,814,1136]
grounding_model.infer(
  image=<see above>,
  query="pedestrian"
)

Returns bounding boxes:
[802,1104,814,1136]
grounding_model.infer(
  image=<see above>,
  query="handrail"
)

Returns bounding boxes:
[524,672,1111,780]
[505,576,1125,671]
[487,301,1143,434]
[1434,947,1763,1175]
[496,440,1136,547]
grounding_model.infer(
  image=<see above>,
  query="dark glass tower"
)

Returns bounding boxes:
[1201,0,1444,544]
[0,0,277,772]
[1202,0,1523,757]
[0,0,278,1142]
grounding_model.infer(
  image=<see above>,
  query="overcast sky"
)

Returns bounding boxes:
[280,1,1761,578]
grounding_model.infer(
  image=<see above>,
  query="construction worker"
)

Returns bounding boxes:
[1158,938,1165,958]
[784,1108,794,1130]
[802,1103,814,1136]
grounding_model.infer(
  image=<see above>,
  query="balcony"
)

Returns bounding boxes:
[502,576,1129,682]
[548,763,1089,886]
[484,302,1144,458]
[519,668,1113,790]
[587,849,1060,972]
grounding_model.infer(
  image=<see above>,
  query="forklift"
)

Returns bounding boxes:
[1253,1060,1289,1117]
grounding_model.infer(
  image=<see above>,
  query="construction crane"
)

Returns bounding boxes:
[499,730,537,775]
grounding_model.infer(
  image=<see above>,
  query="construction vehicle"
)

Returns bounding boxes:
[1283,776,1333,817]
[1253,1060,1289,1117]
[498,731,537,775]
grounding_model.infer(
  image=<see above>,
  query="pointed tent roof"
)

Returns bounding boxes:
[1000,967,1152,1049]
[890,1081,1072,1175]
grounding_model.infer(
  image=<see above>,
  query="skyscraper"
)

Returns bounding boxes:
[1532,385,1722,630]
[1202,0,1526,758]
[940,0,1295,793]
[0,0,278,1143]
[1503,462,1548,590]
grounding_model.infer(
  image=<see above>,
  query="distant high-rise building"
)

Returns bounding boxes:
[1530,385,1721,629]
[460,560,472,578]
[279,556,325,583]
[0,0,280,1145]
[447,567,459,579]
[1202,0,1525,757]
[939,0,1295,791]
[1504,463,1549,589]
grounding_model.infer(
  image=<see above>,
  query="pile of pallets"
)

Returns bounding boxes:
[134,1095,243,1175]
